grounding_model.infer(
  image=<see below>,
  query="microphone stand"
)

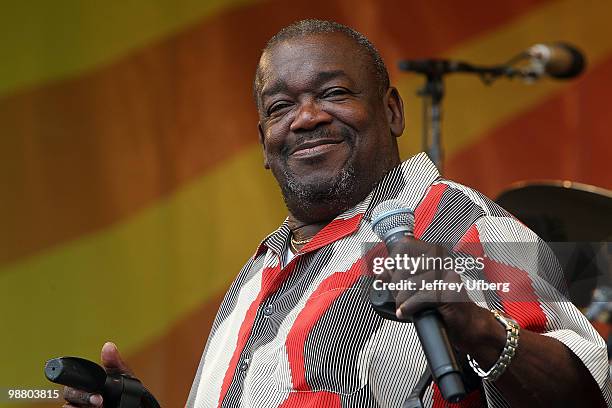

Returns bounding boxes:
[402,370,433,408]
[395,57,527,404]
[419,64,444,171]
[399,58,531,171]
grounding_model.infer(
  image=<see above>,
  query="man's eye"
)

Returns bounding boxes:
[323,88,349,98]
[267,102,292,115]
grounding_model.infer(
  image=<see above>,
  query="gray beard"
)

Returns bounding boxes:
[280,164,357,221]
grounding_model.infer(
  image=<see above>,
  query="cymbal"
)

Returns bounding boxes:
[495,180,612,242]
[495,180,612,307]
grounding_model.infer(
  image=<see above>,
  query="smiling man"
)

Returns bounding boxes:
[62,19,610,408]
[185,20,609,408]
[254,25,402,235]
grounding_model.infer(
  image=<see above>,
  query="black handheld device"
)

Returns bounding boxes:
[45,356,161,408]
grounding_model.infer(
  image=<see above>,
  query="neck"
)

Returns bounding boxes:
[287,217,329,242]
[286,153,402,245]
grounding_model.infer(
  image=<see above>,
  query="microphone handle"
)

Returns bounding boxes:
[373,230,467,403]
[413,309,466,402]
[45,356,161,408]
[45,357,107,393]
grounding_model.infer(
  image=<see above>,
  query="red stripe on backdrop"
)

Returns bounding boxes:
[0,0,549,264]
[374,0,551,62]
[446,53,612,199]
[414,183,448,238]
[284,259,364,392]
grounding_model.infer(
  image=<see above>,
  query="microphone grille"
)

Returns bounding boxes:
[371,199,415,240]
[552,42,586,79]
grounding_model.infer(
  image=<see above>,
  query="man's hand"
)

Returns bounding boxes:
[376,236,487,351]
[376,236,607,407]
[62,342,134,408]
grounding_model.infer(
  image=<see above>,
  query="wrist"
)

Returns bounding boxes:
[467,310,521,382]
[451,304,506,364]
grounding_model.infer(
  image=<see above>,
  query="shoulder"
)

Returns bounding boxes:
[413,178,539,243]
[424,179,509,217]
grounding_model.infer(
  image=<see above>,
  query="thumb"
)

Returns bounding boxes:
[101,341,134,376]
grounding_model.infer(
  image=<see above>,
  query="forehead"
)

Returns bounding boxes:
[258,32,372,96]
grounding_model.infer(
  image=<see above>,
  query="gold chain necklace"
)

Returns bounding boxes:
[291,236,311,245]
[290,235,312,252]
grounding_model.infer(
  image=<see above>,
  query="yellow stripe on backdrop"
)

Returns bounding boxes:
[0,0,258,98]
[0,146,284,390]
[396,0,612,161]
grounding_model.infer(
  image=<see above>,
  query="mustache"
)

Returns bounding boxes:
[282,126,355,158]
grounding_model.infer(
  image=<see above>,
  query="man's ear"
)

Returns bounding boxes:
[258,123,270,169]
[384,87,405,138]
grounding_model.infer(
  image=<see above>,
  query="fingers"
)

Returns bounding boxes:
[101,342,133,376]
[63,386,103,407]
[374,237,480,324]
[396,288,444,320]
[384,241,470,320]
[393,268,443,303]
[61,342,134,407]
[62,405,97,408]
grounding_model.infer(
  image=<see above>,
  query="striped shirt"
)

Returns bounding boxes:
[187,153,611,407]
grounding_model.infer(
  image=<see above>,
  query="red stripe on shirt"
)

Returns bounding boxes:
[434,223,547,406]
[415,183,448,238]
[432,382,484,408]
[454,225,484,258]
[219,215,364,405]
[278,390,341,407]
[285,258,365,391]
[457,224,547,332]
[483,257,547,332]
[217,261,296,407]
[303,214,363,253]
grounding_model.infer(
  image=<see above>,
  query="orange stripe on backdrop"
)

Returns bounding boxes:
[0,0,548,265]
[446,52,612,198]
[127,293,225,407]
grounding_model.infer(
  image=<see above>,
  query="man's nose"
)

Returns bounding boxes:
[290,100,333,131]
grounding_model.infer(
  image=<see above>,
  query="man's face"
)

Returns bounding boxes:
[256,32,403,223]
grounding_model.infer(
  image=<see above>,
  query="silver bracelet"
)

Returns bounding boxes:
[467,309,520,382]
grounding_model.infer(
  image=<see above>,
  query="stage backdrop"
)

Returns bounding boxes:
[1,1,611,407]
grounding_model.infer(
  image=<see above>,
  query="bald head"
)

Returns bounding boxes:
[253,19,390,110]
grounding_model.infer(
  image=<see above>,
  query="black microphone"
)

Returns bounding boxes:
[526,42,586,79]
[45,356,161,408]
[369,199,466,403]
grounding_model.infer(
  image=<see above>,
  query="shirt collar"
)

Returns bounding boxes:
[255,152,440,257]
[364,151,440,222]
